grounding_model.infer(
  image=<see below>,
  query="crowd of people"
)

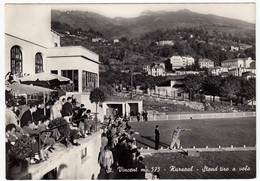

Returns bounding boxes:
[5,94,96,172]
[98,115,147,179]
[5,93,160,179]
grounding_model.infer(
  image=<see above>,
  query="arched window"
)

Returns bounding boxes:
[35,53,43,73]
[10,46,22,76]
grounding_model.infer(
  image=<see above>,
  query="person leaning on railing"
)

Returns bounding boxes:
[22,121,47,164]
[38,116,56,153]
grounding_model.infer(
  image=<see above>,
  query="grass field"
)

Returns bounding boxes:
[129,117,256,149]
[128,117,256,179]
[143,151,256,179]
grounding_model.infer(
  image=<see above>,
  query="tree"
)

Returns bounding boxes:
[89,88,106,131]
[183,74,205,101]
[202,75,222,102]
[241,77,256,107]
[220,76,241,106]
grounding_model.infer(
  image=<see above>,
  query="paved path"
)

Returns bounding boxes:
[139,146,256,155]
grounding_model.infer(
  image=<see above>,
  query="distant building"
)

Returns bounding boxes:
[198,58,214,68]
[170,55,195,69]
[239,44,253,50]
[221,57,255,69]
[143,62,166,76]
[156,40,174,46]
[230,46,239,52]
[113,39,119,44]
[92,37,101,42]
[228,67,256,77]
[208,66,228,76]
[242,72,256,80]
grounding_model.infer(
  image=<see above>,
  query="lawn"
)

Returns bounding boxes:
[129,117,256,149]
[128,117,256,179]
[143,151,256,179]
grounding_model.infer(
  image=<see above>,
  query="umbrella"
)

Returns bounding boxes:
[19,72,72,115]
[19,72,73,88]
[8,82,55,95]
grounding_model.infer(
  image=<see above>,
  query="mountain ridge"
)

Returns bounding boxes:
[51,9,255,39]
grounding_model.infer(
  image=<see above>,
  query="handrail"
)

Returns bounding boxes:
[7,116,99,165]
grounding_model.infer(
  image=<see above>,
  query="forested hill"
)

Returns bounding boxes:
[51,9,255,39]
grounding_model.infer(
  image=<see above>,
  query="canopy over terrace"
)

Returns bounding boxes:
[19,72,73,88]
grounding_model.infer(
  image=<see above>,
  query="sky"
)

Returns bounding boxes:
[50,2,256,24]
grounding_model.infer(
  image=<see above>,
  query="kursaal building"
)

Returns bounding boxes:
[5,4,102,179]
[5,4,103,119]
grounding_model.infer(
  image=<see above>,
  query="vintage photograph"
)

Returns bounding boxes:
[4,2,256,180]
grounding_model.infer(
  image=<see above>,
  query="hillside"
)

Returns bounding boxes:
[51,9,255,39]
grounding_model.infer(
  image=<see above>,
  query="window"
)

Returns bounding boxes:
[61,70,78,92]
[81,147,88,164]
[10,46,22,77]
[43,168,57,179]
[81,147,87,159]
[51,70,58,75]
[35,53,43,73]
[82,71,98,92]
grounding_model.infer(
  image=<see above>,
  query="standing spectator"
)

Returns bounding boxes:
[33,100,45,122]
[20,102,37,128]
[142,110,148,121]
[99,146,114,173]
[137,112,140,122]
[152,172,160,180]
[45,101,51,119]
[62,97,73,123]
[135,156,146,179]
[13,102,20,118]
[18,97,28,120]
[155,125,160,150]
[101,133,108,151]
[50,97,62,120]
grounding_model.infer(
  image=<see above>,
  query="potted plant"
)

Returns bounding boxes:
[7,135,34,175]
[48,117,71,147]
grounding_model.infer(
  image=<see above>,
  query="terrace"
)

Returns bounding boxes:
[7,131,102,180]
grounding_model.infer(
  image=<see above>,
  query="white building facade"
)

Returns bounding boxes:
[198,58,214,68]
[170,55,195,69]
[5,4,101,118]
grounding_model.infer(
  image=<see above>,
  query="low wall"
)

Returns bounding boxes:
[12,131,102,180]
[134,112,256,121]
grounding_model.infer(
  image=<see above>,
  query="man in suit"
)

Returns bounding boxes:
[62,97,73,123]
[155,125,160,150]
[20,103,37,128]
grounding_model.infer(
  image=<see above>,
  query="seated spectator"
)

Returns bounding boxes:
[23,121,47,162]
[63,117,81,146]
[5,101,24,139]
[38,116,56,153]
[6,124,19,153]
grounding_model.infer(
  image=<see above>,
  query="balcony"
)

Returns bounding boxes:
[7,131,102,180]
